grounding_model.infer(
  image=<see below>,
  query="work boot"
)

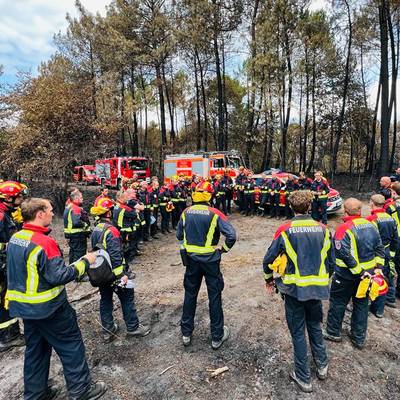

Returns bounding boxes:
[72,382,107,400]
[126,324,151,338]
[167,229,172,233]
[44,384,61,400]
[322,329,342,343]
[152,235,160,240]
[385,301,397,308]
[268,214,274,219]
[102,322,119,343]
[347,331,364,350]
[289,371,312,393]
[316,364,328,381]
[0,334,25,352]
[182,335,192,346]
[211,326,230,350]
[371,311,383,319]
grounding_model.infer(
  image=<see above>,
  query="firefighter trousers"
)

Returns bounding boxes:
[0,276,20,343]
[99,285,139,332]
[270,193,280,217]
[172,201,181,229]
[285,294,328,384]
[326,276,369,345]
[23,302,91,400]
[160,207,170,233]
[181,257,224,341]
[312,199,328,225]
[215,195,227,215]
[68,235,87,264]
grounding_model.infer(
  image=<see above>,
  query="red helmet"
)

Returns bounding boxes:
[195,181,214,194]
[372,274,389,296]
[0,181,28,199]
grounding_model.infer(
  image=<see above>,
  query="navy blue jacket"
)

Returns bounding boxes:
[310,179,329,200]
[334,215,385,280]
[7,223,87,319]
[176,202,237,263]
[263,215,334,301]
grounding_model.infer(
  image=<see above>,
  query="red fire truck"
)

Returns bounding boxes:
[95,157,151,188]
[164,150,245,182]
[72,165,97,185]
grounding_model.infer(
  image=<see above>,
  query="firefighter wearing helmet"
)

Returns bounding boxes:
[90,197,151,343]
[0,181,28,351]
[176,180,237,349]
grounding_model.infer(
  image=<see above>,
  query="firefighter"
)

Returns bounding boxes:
[284,175,300,220]
[298,171,312,190]
[243,172,255,216]
[126,188,145,256]
[63,188,91,264]
[138,181,153,241]
[113,191,139,264]
[6,197,106,400]
[268,174,283,219]
[324,198,386,349]
[94,187,110,206]
[90,198,151,343]
[171,176,184,229]
[149,179,160,239]
[310,171,329,225]
[386,182,400,301]
[178,175,189,215]
[257,174,270,216]
[159,182,172,234]
[176,181,236,349]
[366,194,399,317]
[236,166,247,213]
[0,181,27,352]
[223,169,234,215]
[390,167,400,182]
[213,175,227,215]
[378,176,393,200]
[263,190,334,393]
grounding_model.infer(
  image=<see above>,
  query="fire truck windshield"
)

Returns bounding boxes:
[227,157,242,169]
[128,159,148,171]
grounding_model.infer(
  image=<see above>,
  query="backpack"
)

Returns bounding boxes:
[87,224,115,287]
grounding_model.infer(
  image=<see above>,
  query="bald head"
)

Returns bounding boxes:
[380,176,392,188]
[344,198,362,216]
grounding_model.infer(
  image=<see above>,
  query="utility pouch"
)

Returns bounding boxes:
[180,247,190,267]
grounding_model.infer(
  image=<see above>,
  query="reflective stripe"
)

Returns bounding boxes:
[375,256,385,266]
[7,287,64,304]
[281,228,329,287]
[117,208,125,229]
[26,246,41,294]
[64,209,88,234]
[264,272,273,280]
[112,265,123,275]
[73,259,86,278]
[390,251,396,258]
[0,318,18,330]
[182,205,218,254]
[222,242,230,252]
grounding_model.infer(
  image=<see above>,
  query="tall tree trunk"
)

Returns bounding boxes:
[368,79,381,173]
[299,74,303,170]
[193,55,202,150]
[89,41,97,120]
[155,64,167,147]
[302,46,310,172]
[162,64,176,149]
[332,0,352,174]
[196,51,209,151]
[120,69,126,156]
[140,70,148,151]
[360,43,371,172]
[379,0,390,175]
[212,0,225,151]
[307,59,317,173]
[221,36,229,151]
[130,65,139,156]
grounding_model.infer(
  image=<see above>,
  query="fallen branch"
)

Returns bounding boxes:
[70,289,99,304]
[159,365,176,375]
[210,366,229,378]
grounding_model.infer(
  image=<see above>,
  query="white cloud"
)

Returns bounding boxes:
[0,0,109,83]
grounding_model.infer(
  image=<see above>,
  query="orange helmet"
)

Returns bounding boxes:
[0,181,28,200]
[90,197,115,216]
[373,273,389,296]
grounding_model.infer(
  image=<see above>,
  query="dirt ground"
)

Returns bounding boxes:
[1,191,400,400]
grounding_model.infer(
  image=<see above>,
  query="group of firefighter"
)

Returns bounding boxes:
[1,165,400,398]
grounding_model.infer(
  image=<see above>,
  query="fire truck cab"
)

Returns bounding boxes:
[164,150,245,182]
[95,156,150,188]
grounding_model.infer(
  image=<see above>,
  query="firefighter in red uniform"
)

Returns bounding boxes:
[171,176,184,229]
[367,194,400,317]
[284,175,300,220]
[7,197,106,400]
[268,174,283,219]
[324,198,386,349]
[236,166,246,213]
[298,171,312,190]
[0,181,27,351]
[263,190,334,392]
[243,172,255,216]
[223,169,234,215]
[149,179,160,239]
[176,181,237,349]
[94,187,110,206]
[138,181,153,241]
[91,198,150,343]
[63,188,91,263]
[257,174,270,216]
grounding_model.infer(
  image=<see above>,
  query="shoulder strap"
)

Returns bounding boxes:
[97,223,112,248]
